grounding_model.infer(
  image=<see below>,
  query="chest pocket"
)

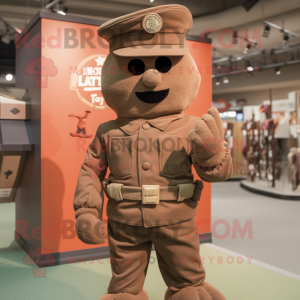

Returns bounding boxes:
[108,136,133,179]
[159,136,190,178]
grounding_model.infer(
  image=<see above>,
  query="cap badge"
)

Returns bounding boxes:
[142,13,163,33]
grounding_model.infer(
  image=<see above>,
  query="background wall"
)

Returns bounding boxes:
[213,85,300,106]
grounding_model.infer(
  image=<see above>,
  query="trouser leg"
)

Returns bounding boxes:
[151,217,205,292]
[107,220,152,295]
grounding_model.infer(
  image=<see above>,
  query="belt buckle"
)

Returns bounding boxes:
[142,185,160,205]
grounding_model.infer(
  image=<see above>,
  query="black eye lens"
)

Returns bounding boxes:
[155,56,172,73]
[128,59,145,75]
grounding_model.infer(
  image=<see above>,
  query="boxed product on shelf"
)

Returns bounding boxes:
[0,95,30,120]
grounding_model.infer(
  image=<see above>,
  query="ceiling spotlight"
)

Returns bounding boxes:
[223,77,229,84]
[262,24,271,38]
[243,42,252,54]
[282,33,289,46]
[247,66,254,72]
[5,74,13,81]
[150,0,155,2]
[57,10,66,15]
[1,33,10,44]
[275,67,281,75]
[246,62,254,73]
[216,78,220,86]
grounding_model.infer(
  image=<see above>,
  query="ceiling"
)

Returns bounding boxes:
[0,0,243,28]
[1,0,300,91]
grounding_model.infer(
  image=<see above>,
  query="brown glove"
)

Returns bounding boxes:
[189,107,227,167]
[75,207,106,244]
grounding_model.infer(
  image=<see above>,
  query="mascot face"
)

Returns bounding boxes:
[101,53,201,118]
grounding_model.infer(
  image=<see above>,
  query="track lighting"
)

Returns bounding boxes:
[275,67,281,75]
[247,65,253,72]
[216,78,220,86]
[1,33,10,44]
[5,74,13,81]
[223,77,229,84]
[246,62,253,73]
[282,33,289,46]
[262,24,271,38]
[243,42,252,54]
[45,0,68,15]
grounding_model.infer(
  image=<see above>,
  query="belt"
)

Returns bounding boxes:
[101,179,199,205]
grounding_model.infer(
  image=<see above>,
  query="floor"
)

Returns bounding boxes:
[0,182,300,299]
[0,201,299,300]
[211,181,300,275]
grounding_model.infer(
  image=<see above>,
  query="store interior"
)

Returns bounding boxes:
[0,1,299,300]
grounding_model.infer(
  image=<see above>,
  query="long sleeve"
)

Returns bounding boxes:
[73,124,108,219]
[191,151,233,183]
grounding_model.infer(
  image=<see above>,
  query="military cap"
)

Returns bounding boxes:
[97,4,193,57]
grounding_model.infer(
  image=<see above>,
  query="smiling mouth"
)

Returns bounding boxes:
[135,89,169,104]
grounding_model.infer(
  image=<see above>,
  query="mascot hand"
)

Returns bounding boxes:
[189,107,227,167]
[75,208,106,244]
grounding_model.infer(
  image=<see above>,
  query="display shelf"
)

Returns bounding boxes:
[0,120,33,151]
[240,179,300,200]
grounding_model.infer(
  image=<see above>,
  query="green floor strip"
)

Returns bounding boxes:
[0,203,299,300]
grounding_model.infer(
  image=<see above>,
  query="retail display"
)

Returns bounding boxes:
[223,121,247,178]
[73,5,232,300]
[241,90,300,199]
[0,88,32,203]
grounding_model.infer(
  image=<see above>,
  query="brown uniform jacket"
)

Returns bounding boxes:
[73,113,233,227]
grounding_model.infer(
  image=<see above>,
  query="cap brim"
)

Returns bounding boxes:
[113,45,189,57]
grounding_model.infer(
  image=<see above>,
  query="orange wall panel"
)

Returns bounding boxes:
[40,19,212,253]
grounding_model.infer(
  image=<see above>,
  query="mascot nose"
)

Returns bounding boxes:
[142,69,162,87]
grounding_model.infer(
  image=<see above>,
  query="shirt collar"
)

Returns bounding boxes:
[116,113,186,136]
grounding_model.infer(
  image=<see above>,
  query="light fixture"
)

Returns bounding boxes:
[282,33,289,46]
[228,111,237,118]
[262,24,271,38]
[246,62,254,73]
[45,0,68,15]
[275,67,281,75]
[242,0,260,12]
[243,42,252,54]
[150,0,155,2]
[215,78,220,86]
[262,20,298,43]
[5,74,13,81]
[1,35,10,44]
[247,65,254,72]
[223,77,229,84]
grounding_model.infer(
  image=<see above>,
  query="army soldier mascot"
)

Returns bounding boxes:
[73,4,232,300]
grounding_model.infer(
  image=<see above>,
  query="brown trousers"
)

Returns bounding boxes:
[107,217,205,295]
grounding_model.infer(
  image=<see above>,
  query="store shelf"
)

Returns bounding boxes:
[0,120,33,151]
[240,180,300,200]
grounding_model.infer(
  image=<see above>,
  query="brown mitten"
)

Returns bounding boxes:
[189,107,227,166]
[75,207,106,244]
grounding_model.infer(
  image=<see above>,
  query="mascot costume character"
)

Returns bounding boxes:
[73,4,233,300]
